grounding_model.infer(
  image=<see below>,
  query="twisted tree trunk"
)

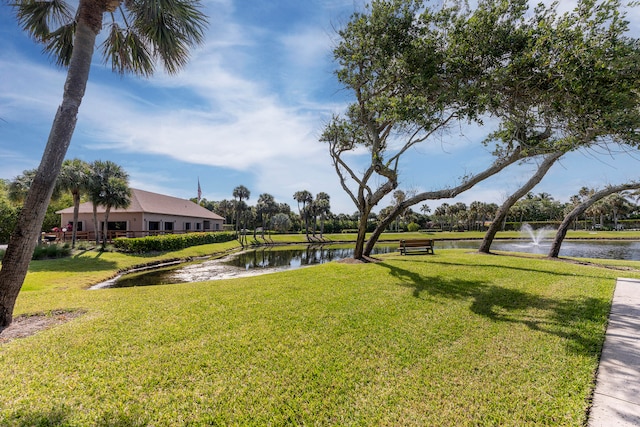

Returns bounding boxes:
[478,151,563,254]
[549,182,640,258]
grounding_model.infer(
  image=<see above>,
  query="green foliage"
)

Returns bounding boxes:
[31,243,71,260]
[43,193,73,232]
[324,0,640,258]
[270,212,292,233]
[113,232,237,253]
[0,200,18,244]
[407,222,420,232]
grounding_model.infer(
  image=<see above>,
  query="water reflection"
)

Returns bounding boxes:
[225,246,388,270]
[103,245,394,288]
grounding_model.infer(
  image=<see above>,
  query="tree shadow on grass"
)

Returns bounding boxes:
[3,407,70,427]
[28,255,119,273]
[378,260,611,357]
[408,255,610,280]
[5,406,149,427]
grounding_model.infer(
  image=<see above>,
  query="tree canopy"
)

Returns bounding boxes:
[323,0,640,259]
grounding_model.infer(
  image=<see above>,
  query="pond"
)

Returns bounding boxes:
[94,245,396,289]
[440,239,640,261]
[93,239,640,289]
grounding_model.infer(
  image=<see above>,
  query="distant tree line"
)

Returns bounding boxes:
[189,185,640,238]
[3,170,640,248]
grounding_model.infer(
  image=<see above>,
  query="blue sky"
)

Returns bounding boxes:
[1,0,639,215]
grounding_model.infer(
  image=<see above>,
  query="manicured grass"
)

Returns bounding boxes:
[2,245,640,425]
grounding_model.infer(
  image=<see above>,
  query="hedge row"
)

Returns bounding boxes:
[113,232,237,253]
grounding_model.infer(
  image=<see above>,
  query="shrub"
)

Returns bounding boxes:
[407,222,420,232]
[113,232,237,253]
[31,243,71,260]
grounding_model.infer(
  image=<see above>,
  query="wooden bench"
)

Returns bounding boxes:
[399,239,434,255]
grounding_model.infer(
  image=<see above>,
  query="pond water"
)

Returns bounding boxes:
[94,239,640,289]
[440,239,640,261]
[96,245,396,289]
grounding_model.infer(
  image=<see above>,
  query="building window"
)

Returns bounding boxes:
[107,221,127,231]
[215,223,220,230]
[164,222,174,231]
[149,221,160,231]
[196,222,202,230]
[203,221,210,230]
[184,222,191,231]
[71,221,83,231]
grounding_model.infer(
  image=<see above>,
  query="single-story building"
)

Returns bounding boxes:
[56,188,225,239]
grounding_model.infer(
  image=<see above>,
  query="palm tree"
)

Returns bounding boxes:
[217,199,235,225]
[293,190,313,240]
[232,185,250,238]
[0,0,207,327]
[88,160,129,245]
[256,193,277,239]
[98,177,131,247]
[57,159,91,248]
[392,190,406,231]
[7,170,37,204]
[314,192,331,239]
[603,193,633,231]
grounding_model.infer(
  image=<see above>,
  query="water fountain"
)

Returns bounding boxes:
[520,223,552,246]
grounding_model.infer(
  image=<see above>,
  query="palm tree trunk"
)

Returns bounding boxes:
[93,203,100,244]
[102,207,111,247]
[0,7,100,327]
[304,214,310,241]
[72,192,80,248]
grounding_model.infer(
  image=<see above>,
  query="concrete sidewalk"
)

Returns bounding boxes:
[588,278,640,427]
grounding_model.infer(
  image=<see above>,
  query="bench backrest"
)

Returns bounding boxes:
[401,239,433,247]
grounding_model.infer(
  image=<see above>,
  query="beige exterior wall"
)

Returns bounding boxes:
[141,213,224,232]
[59,212,223,236]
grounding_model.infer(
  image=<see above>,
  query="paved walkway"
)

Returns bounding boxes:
[588,278,640,427]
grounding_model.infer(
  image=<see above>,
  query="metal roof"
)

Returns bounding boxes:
[56,188,224,220]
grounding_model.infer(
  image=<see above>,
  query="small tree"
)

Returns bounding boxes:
[270,213,292,234]
[256,193,277,239]
[88,160,129,245]
[232,185,250,238]
[313,192,331,239]
[57,158,91,247]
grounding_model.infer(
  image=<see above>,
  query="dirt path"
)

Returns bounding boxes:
[0,310,85,344]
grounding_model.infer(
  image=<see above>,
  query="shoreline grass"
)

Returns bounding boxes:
[2,240,640,425]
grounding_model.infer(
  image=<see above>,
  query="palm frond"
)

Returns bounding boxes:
[127,0,208,74]
[43,21,76,66]
[13,0,74,41]
[101,22,155,76]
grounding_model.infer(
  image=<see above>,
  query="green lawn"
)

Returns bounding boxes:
[2,243,640,426]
